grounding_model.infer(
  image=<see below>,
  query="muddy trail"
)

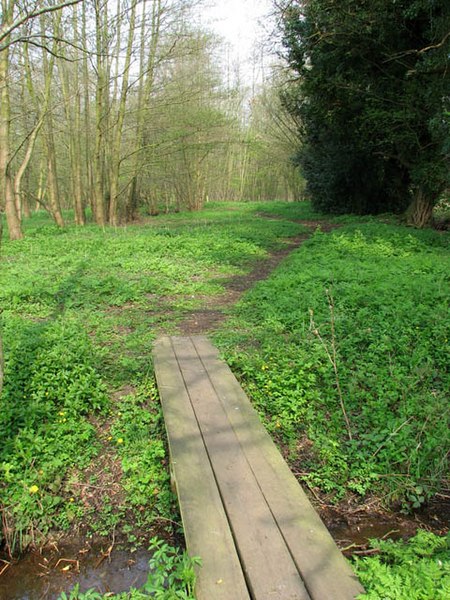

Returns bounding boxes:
[177,219,337,335]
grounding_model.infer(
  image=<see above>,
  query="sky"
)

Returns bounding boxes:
[200,0,275,84]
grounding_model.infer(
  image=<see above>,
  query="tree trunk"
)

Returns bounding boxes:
[40,11,65,228]
[126,0,162,220]
[406,188,435,228]
[0,2,23,240]
[81,0,93,217]
[93,0,110,226]
[58,5,85,226]
[109,0,137,226]
[13,116,44,221]
[68,5,85,225]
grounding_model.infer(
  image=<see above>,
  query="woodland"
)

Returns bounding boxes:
[0,0,303,243]
[0,1,449,599]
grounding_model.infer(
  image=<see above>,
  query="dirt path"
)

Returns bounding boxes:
[176,220,339,335]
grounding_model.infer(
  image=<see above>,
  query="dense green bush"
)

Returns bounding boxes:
[280,0,450,225]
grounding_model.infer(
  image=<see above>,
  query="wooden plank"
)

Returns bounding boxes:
[153,337,250,600]
[172,336,311,600]
[192,335,364,600]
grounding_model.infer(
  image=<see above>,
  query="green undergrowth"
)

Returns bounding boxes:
[215,221,449,506]
[353,530,450,599]
[0,202,307,552]
[2,201,449,600]
[0,317,108,550]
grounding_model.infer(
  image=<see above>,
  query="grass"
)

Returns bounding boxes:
[1,201,449,598]
[0,202,306,553]
[214,220,449,506]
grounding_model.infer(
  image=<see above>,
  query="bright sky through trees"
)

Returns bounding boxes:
[200,0,274,83]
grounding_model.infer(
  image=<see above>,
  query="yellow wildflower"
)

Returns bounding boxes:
[29,485,39,494]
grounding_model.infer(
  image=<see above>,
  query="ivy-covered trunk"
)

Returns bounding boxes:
[406,188,435,228]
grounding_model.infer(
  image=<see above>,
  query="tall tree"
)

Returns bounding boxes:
[58,3,85,225]
[0,0,23,239]
[92,0,110,226]
[280,0,450,226]
[1,0,81,239]
[39,9,65,227]
[108,0,138,225]
[126,0,163,220]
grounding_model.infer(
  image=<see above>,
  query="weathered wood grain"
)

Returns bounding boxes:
[154,335,364,600]
[171,336,311,600]
[153,337,250,600]
[191,335,364,600]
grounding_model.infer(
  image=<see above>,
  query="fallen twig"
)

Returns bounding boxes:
[55,558,80,572]
[0,559,10,576]
[95,530,115,569]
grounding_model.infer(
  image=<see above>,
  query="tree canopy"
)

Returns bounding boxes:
[280,0,450,226]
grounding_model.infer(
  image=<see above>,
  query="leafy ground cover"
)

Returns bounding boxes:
[1,201,448,599]
[353,530,450,600]
[215,218,449,508]
[0,202,305,554]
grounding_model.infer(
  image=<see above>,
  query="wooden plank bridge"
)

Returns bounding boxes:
[153,336,364,600]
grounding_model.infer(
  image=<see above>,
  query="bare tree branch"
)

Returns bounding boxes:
[0,0,82,47]
[383,31,450,64]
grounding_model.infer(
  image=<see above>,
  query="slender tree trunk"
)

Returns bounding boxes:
[81,0,93,216]
[73,81,85,226]
[22,167,31,217]
[0,1,23,240]
[126,0,147,220]
[93,0,109,226]
[59,4,85,225]
[126,0,162,220]
[69,4,84,225]
[35,157,46,211]
[13,116,44,219]
[109,0,137,226]
[40,12,64,227]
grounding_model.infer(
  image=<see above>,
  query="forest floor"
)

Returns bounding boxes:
[0,201,448,598]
